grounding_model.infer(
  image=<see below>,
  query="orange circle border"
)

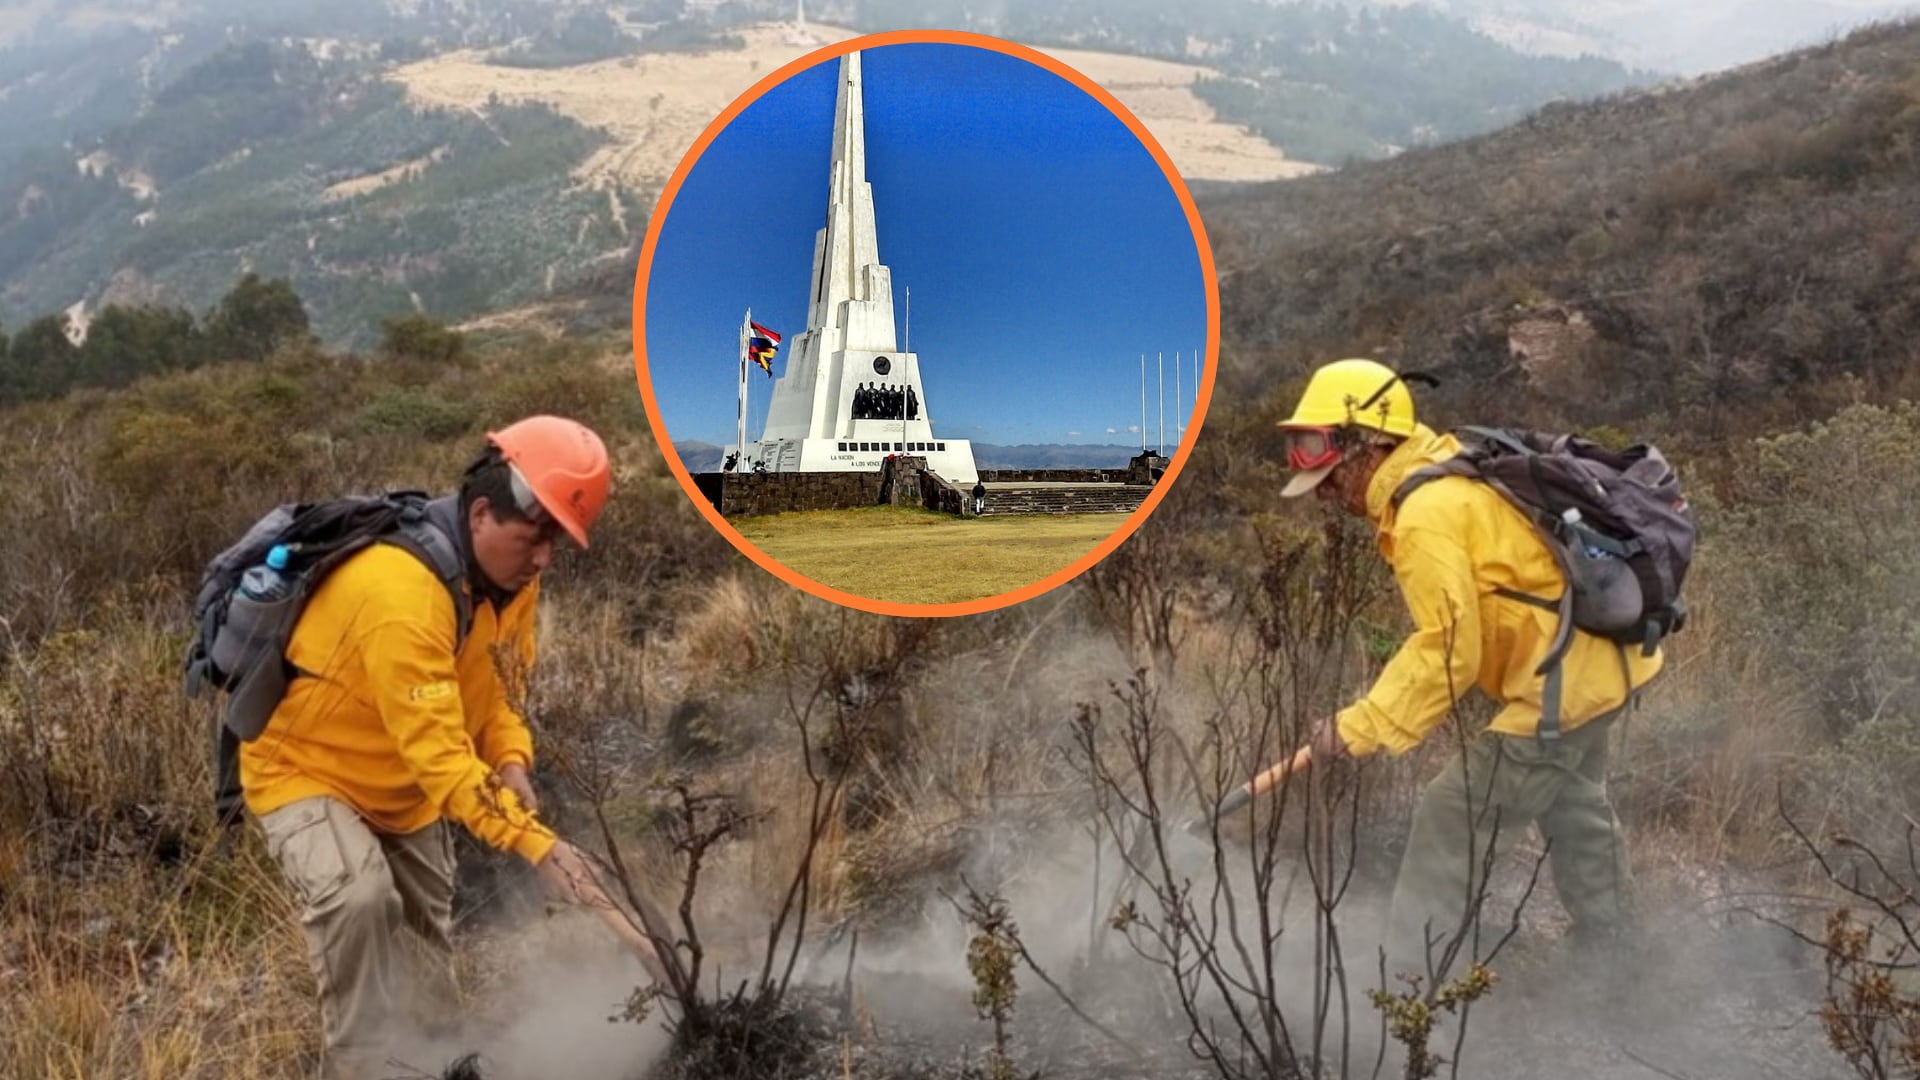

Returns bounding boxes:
[630,28,1220,618]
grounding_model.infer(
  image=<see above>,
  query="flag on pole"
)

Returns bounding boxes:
[748,321,782,376]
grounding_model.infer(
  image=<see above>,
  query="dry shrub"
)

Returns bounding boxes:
[0,595,206,832]
[675,575,771,690]
[1716,404,1920,740]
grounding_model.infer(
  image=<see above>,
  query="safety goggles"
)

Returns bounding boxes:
[506,463,576,548]
[1281,426,1343,472]
[504,464,551,522]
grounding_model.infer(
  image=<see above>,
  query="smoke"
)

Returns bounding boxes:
[391,912,669,1080]
[762,631,1840,1080]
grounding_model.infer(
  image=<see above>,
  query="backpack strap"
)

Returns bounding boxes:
[385,496,474,651]
[1393,430,1588,750]
[1391,458,1479,509]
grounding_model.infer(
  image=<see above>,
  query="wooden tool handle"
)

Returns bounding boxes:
[1213,745,1315,818]
[1248,745,1314,799]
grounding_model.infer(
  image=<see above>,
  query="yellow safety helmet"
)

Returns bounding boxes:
[1279,358,1422,437]
[1277,359,1432,498]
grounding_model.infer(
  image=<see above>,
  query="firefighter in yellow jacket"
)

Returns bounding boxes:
[240,416,617,1079]
[1278,359,1660,966]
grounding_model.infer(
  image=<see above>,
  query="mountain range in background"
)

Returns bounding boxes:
[0,0,1909,359]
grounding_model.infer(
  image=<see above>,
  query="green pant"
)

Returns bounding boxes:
[1386,711,1633,972]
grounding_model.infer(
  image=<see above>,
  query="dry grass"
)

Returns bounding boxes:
[0,833,318,1079]
[0,333,1908,1077]
[321,146,450,201]
[730,506,1120,605]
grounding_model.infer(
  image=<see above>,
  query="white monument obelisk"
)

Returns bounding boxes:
[735,51,978,484]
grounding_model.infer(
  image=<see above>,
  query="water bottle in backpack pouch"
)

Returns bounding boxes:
[185,493,474,744]
[206,544,304,742]
[1393,426,1697,653]
[1554,508,1646,638]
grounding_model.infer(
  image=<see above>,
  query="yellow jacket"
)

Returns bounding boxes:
[1335,424,1664,757]
[239,543,555,863]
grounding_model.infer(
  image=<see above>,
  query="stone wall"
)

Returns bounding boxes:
[920,469,968,515]
[979,468,1126,484]
[695,453,1168,518]
[696,469,884,517]
[981,453,1171,486]
[882,455,928,506]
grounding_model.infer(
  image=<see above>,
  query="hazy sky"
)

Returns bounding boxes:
[642,42,1210,449]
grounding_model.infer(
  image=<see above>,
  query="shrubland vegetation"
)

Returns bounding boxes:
[4,16,1920,1080]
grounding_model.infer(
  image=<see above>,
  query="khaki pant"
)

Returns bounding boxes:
[260,796,459,1080]
[1386,710,1634,973]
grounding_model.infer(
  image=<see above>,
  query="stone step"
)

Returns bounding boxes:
[975,487,1151,516]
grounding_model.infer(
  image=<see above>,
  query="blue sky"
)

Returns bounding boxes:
[642,42,1210,448]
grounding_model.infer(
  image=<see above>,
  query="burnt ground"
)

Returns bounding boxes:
[620,865,1847,1080]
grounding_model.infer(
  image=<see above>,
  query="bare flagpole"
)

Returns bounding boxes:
[1175,350,1183,445]
[1139,354,1146,452]
[1158,350,1165,456]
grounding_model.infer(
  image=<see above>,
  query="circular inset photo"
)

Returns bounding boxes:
[634,31,1215,616]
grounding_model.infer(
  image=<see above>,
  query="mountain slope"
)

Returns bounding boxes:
[0,42,633,346]
[1389,0,1920,74]
[393,23,1320,187]
[0,1,1644,346]
[1201,18,1920,444]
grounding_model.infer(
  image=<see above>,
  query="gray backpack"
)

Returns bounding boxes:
[1393,427,1695,743]
[185,492,472,822]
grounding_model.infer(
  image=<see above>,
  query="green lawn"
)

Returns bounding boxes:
[731,505,1123,605]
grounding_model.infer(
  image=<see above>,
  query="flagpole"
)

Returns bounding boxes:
[1175,350,1183,446]
[1193,343,1201,441]
[1139,353,1146,452]
[1194,344,1201,433]
[738,309,750,467]
[1158,350,1164,456]
[903,286,910,459]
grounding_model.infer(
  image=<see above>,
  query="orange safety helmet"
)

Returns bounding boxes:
[486,416,611,548]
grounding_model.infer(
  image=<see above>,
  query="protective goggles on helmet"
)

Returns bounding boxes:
[505,462,576,547]
[1281,426,1343,472]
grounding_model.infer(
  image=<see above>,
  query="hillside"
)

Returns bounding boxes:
[1382,0,1920,73]
[1199,18,1920,447]
[0,0,1645,348]
[0,41,634,348]
[1185,16,1920,780]
[846,0,1647,161]
[392,23,1320,188]
[7,14,1920,1080]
